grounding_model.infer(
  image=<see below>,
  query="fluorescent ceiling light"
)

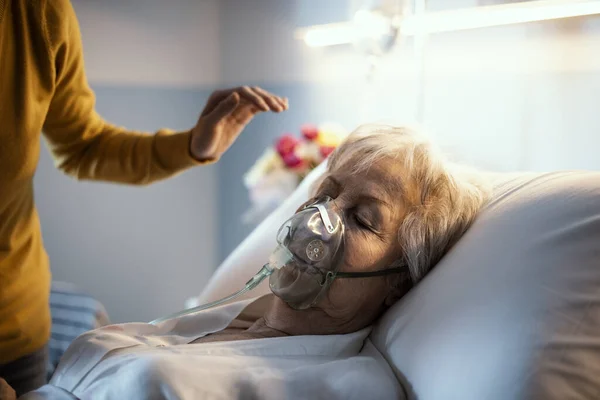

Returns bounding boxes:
[295,0,600,47]
[303,23,357,47]
[302,10,393,47]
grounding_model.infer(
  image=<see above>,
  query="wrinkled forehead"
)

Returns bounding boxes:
[314,155,406,197]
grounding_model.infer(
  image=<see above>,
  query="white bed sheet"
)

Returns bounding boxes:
[24,294,403,400]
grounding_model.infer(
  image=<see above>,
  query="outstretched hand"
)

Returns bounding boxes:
[190,86,288,162]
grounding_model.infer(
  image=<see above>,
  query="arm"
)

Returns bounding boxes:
[42,1,286,185]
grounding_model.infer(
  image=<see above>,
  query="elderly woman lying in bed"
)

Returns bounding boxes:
[19,125,489,400]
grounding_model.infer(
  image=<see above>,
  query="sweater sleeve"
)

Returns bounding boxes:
[41,0,205,185]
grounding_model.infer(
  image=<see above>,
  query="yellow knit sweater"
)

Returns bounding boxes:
[0,0,204,363]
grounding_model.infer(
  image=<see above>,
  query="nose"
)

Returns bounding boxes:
[322,200,346,234]
[313,203,337,234]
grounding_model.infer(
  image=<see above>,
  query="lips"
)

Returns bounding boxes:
[275,265,302,289]
[270,264,320,304]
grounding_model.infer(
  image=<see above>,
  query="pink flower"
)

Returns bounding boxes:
[320,146,335,158]
[301,124,319,141]
[282,152,306,169]
[275,134,299,157]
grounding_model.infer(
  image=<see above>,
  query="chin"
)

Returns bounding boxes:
[271,295,317,313]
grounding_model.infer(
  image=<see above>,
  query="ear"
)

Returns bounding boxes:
[384,269,412,307]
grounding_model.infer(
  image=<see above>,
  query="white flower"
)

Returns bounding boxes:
[248,169,298,202]
[243,169,299,224]
[296,141,322,165]
[243,148,283,188]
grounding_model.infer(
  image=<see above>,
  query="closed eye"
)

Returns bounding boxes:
[354,214,375,232]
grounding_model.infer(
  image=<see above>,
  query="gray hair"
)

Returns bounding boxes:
[322,124,490,284]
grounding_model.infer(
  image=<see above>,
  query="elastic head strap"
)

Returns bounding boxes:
[325,267,406,281]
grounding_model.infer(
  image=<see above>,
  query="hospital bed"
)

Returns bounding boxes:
[194,161,600,399]
[34,161,600,399]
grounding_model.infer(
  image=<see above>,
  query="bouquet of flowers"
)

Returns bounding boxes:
[242,123,348,224]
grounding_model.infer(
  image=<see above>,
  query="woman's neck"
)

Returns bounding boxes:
[261,298,363,336]
[246,317,290,338]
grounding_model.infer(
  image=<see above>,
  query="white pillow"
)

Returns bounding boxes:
[370,171,600,399]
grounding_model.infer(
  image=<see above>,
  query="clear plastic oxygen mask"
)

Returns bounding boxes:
[267,197,345,309]
[150,197,403,325]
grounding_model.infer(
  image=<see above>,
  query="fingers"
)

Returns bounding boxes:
[206,92,240,122]
[239,86,270,112]
[251,86,289,112]
[201,86,288,122]
[212,86,287,112]
[201,90,234,117]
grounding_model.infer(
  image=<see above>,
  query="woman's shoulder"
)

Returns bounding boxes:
[40,0,78,46]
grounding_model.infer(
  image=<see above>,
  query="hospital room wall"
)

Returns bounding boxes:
[215,0,600,262]
[31,0,600,322]
[34,0,222,323]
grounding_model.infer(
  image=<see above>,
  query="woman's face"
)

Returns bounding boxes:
[303,157,412,328]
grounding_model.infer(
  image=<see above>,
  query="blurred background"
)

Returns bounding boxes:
[34,0,600,323]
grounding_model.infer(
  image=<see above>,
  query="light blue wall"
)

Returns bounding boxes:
[294,0,353,26]
[34,85,219,323]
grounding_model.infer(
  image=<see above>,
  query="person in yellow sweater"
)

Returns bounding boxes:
[0,0,288,396]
